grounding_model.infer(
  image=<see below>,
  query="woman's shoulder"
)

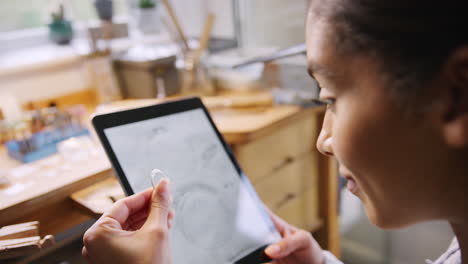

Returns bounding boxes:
[426,237,461,264]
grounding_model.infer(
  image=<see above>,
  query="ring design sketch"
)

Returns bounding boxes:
[175,185,233,250]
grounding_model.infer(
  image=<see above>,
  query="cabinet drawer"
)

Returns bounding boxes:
[274,188,319,231]
[254,153,318,210]
[236,115,317,182]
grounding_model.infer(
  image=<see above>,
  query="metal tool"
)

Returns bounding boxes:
[232,43,307,69]
[161,0,190,51]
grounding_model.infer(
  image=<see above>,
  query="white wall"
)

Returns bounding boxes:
[390,222,453,264]
[169,0,235,39]
[169,0,307,48]
[340,189,455,264]
[238,0,308,49]
[0,61,90,105]
[206,0,235,38]
[0,0,307,110]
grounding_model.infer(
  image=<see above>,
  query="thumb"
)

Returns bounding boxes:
[143,178,172,231]
[264,230,312,259]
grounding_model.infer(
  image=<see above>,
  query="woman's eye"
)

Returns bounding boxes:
[317,98,336,108]
[312,98,336,110]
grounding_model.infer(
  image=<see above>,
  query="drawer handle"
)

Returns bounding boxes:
[274,193,296,209]
[273,156,294,171]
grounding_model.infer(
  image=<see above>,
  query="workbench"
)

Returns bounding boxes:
[0,100,340,256]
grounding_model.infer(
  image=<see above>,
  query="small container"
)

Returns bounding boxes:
[113,44,180,98]
[177,51,215,96]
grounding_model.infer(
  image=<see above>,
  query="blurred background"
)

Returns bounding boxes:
[0,1,454,263]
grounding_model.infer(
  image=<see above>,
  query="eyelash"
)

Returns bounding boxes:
[320,98,336,106]
[310,98,336,109]
[314,81,336,108]
[323,99,337,111]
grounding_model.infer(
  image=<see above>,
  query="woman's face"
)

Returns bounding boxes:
[307,16,454,228]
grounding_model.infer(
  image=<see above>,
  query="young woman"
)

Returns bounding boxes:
[82,0,468,263]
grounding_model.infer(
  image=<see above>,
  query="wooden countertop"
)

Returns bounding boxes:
[94,95,323,144]
[0,149,112,224]
[0,100,324,228]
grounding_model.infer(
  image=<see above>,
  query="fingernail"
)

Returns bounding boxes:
[156,178,172,206]
[160,177,170,185]
[265,244,280,256]
[158,178,170,192]
[164,178,172,200]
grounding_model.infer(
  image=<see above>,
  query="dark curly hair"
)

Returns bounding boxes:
[310,0,468,106]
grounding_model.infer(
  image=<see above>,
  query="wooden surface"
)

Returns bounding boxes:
[71,107,325,236]
[92,93,308,145]
[0,222,39,240]
[160,0,189,50]
[0,149,113,235]
[21,89,98,110]
[0,221,55,261]
[0,102,309,228]
[314,112,341,256]
[232,110,316,181]
[0,100,339,256]
[80,101,340,255]
[70,178,123,219]
[211,106,301,144]
[233,107,322,237]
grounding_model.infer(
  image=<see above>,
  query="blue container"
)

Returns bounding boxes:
[6,126,90,163]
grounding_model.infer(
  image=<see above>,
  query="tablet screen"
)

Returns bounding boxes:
[103,108,281,263]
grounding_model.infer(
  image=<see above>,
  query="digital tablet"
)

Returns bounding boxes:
[92,97,281,264]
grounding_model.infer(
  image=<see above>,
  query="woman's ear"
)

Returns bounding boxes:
[442,46,468,148]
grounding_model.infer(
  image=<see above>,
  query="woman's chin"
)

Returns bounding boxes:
[362,200,413,230]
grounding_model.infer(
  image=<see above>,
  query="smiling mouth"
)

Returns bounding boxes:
[340,170,359,193]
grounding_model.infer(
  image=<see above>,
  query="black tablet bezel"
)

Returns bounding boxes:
[92,98,234,197]
[92,97,276,263]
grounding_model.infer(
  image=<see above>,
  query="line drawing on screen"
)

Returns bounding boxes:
[104,109,281,264]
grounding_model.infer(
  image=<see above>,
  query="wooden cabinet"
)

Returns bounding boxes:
[233,113,320,231]
[0,100,339,257]
[252,153,319,229]
[211,105,339,255]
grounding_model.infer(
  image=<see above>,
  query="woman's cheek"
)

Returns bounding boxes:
[331,108,367,171]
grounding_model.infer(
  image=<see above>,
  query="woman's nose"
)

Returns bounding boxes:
[316,114,334,157]
[318,135,334,156]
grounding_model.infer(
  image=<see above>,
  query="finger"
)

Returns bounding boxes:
[127,207,169,231]
[168,209,175,229]
[82,246,92,263]
[264,230,312,259]
[283,226,293,237]
[125,207,150,229]
[126,199,174,230]
[265,207,296,235]
[264,207,285,234]
[102,188,153,226]
[82,246,88,260]
[142,178,172,231]
[128,219,146,231]
[168,209,175,221]
[127,203,172,231]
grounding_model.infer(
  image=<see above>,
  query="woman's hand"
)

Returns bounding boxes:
[82,179,174,264]
[264,209,325,264]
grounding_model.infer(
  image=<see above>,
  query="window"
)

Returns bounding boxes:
[0,0,129,33]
